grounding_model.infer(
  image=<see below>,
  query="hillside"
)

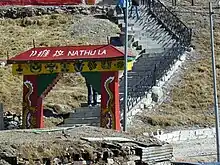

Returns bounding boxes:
[0,14,120,116]
[131,2,220,133]
[1,2,220,132]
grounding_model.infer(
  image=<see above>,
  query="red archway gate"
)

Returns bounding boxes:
[7,44,134,130]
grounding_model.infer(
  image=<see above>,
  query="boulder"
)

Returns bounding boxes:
[151,86,163,102]
[106,8,115,17]
[107,158,114,164]
[4,112,22,130]
[142,93,153,108]
[0,62,6,67]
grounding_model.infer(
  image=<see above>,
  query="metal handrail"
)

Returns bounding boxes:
[119,0,192,115]
[149,0,192,46]
[155,0,189,29]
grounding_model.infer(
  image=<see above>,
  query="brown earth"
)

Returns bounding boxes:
[1,1,220,133]
[0,126,162,164]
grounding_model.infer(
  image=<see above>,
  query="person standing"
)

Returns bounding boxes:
[117,0,132,23]
[77,72,98,107]
[129,0,140,20]
[85,78,98,107]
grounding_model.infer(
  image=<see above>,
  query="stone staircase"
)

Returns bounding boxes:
[118,1,191,120]
[59,106,100,127]
[59,1,192,127]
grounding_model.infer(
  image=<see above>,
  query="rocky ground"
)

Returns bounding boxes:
[0,126,163,165]
[172,137,217,162]
[1,1,220,164]
[126,0,220,134]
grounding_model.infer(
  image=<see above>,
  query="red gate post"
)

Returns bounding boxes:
[22,75,44,129]
[100,71,120,130]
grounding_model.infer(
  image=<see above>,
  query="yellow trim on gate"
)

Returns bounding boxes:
[12,60,134,75]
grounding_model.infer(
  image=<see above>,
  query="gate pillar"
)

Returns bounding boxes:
[100,71,120,130]
[22,75,44,129]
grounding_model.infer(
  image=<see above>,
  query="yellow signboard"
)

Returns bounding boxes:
[12,60,133,75]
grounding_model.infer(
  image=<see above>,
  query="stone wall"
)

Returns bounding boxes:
[147,127,216,143]
[3,112,21,129]
[0,5,116,19]
[126,49,193,126]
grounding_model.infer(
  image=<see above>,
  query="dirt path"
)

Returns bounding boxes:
[172,138,217,162]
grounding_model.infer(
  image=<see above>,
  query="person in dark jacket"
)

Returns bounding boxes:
[129,0,140,19]
[117,0,132,23]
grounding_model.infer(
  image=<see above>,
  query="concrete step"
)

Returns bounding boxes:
[120,26,143,33]
[64,117,100,125]
[135,40,162,49]
[138,53,167,60]
[128,71,152,76]
[135,55,163,62]
[132,63,158,72]
[119,80,153,88]
[119,86,152,93]
[58,123,99,127]
[72,106,100,113]
[69,109,100,118]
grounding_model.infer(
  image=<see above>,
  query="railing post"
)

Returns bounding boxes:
[148,0,151,10]
[0,103,4,130]
[172,0,176,6]
[153,64,157,86]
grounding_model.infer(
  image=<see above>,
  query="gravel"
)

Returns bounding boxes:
[0,126,162,146]
[71,16,120,44]
[172,137,217,162]
[0,126,164,164]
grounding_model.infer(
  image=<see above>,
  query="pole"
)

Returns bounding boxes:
[0,103,4,130]
[123,0,129,132]
[209,2,220,162]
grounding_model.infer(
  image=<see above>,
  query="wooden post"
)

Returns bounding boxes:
[0,103,4,130]
[100,71,120,130]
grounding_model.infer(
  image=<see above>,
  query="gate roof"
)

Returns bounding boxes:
[7,44,134,64]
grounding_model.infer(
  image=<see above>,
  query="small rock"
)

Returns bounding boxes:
[127,155,140,161]
[139,103,144,110]
[81,9,90,15]
[126,161,136,165]
[180,55,186,61]
[53,157,61,165]
[54,104,73,113]
[107,158,114,164]
[7,121,19,129]
[54,8,65,14]
[0,62,6,67]
[122,161,136,165]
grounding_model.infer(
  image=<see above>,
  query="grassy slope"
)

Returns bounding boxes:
[0,14,120,114]
[137,2,220,132]
[2,3,219,131]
